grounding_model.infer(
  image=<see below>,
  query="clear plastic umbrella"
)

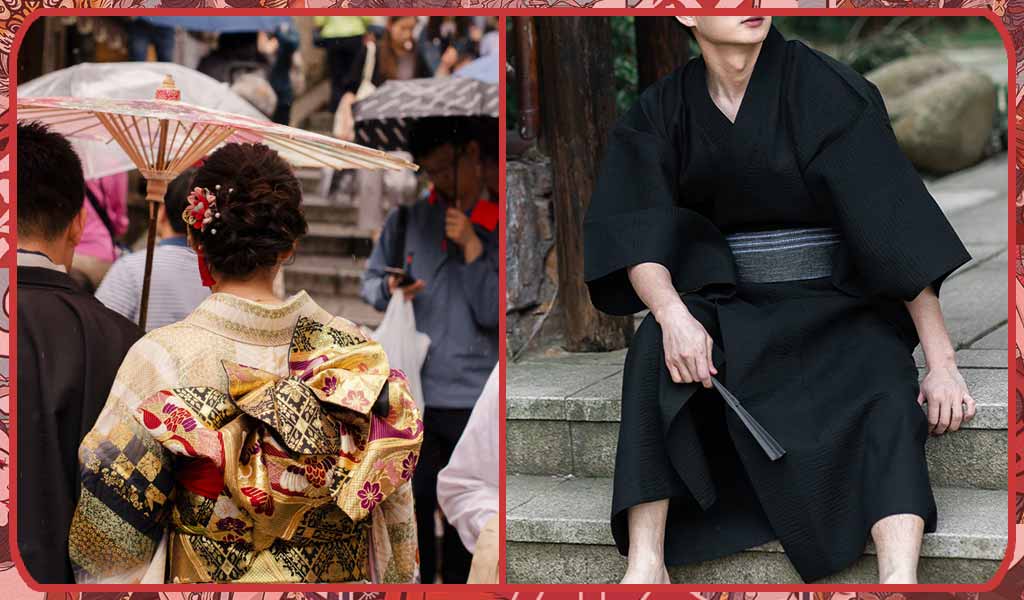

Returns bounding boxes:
[19,61,267,179]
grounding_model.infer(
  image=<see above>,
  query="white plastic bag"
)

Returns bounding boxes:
[372,290,430,411]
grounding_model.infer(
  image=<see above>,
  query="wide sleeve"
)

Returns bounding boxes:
[437,364,499,552]
[68,337,177,583]
[791,51,971,301]
[583,73,735,316]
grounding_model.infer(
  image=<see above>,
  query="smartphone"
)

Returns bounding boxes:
[383,266,416,287]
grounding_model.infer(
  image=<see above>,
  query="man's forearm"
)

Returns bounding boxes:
[627,262,686,320]
[905,286,956,369]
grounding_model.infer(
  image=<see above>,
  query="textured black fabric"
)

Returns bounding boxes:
[413,407,474,584]
[584,26,969,583]
[16,266,141,583]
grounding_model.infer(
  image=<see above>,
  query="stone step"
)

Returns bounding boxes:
[296,291,383,330]
[297,222,375,258]
[506,474,1008,584]
[506,359,1007,490]
[301,192,358,226]
[284,255,365,298]
[296,166,329,197]
[935,249,1007,349]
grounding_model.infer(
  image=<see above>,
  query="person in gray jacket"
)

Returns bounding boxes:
[361,116,498,584]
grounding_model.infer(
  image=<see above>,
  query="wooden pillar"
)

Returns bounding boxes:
[42,18,68,75]
[635,17,690,93]
[537,17,633,352]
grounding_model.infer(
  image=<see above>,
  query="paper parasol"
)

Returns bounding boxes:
[18,75,416,330]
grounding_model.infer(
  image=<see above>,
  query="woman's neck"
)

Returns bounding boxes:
[212,273,280,304]
[701,39,763,121]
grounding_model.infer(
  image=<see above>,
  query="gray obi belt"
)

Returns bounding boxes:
[725,227,840,284]
[682,227,842,463]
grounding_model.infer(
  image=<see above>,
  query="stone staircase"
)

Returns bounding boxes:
[506,188,1010,584]
[287,166,384,329]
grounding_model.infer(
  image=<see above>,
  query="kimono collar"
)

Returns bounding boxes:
[690,24,786,138]
[185,290,334,347]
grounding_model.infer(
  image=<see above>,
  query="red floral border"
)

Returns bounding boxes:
[0,2,1017,597]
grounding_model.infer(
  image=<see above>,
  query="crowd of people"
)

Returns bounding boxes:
[15,17,499,584]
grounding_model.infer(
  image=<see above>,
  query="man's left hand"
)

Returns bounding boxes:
[919,364,976,435]
[445,208,476,247]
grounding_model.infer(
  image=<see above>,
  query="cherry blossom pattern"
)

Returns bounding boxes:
[358,481,384,511]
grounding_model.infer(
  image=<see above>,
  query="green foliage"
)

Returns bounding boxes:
[611,16,638,115]
[774,16,1001,74]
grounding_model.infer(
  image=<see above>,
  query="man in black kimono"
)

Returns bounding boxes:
[584,17,975,584]
[16,122,141,583]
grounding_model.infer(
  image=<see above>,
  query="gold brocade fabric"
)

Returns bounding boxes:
[69,293,423,583]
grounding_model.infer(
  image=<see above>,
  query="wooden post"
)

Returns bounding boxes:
[635,17,690,93]
[537,17,633,352]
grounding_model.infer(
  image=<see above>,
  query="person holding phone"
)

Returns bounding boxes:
[361,117,498,584]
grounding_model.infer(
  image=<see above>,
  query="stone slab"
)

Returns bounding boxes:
[946,196,1007,248]
[507,362,620,407]
[928,263,1007,349]
[915,348,1008,369]
[506,476,1008,561]
[507,419,1006,488]
[973,324,1010,350]
[510,368,1007,430]
[507,541,1003,584]
[506,420,574,476]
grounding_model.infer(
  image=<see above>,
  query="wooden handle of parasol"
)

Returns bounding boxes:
[137,179,168,331]
[138,200,159,331]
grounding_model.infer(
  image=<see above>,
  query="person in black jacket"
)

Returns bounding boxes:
[15,122,141,583]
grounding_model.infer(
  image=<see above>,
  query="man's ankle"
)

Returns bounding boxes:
[626,554,665,570]
[879,570,917,584]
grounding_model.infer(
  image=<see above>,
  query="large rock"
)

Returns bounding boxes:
[891,69,997,174]
[866,56,997,174]
[866,54,961,110]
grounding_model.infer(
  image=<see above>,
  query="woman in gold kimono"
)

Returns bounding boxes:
[68,143,423,584]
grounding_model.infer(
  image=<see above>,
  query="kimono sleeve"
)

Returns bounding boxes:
[437,365,499,552]
[68,337,176,584]
[583,74,735,316]
[792,50,971,301]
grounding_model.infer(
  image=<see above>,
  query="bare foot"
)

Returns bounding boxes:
[621,563,671,584]
[879,571,917,585]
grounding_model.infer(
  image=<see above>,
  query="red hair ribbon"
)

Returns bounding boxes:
[197,247,216,287]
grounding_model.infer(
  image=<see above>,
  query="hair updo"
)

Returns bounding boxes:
[190,143,307,278]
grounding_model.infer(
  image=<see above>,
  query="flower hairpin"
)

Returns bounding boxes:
[183,184,230,235]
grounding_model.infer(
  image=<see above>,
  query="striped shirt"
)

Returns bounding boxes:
[95,237,211,331]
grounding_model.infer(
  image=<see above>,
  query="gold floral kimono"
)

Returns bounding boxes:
[68,291,422,583]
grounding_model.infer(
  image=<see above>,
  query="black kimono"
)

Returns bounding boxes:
[17,265,141,583]
[583,26,971,582]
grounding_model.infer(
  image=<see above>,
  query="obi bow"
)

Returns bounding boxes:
[135,316,423,549]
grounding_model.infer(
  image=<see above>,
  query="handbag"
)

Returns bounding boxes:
[333,42,377,140]
[354,41,377,101]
